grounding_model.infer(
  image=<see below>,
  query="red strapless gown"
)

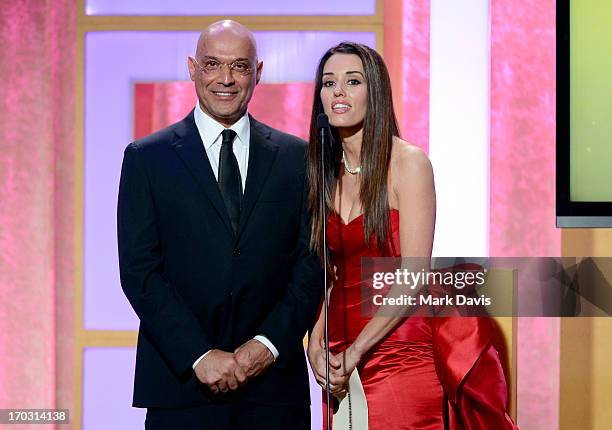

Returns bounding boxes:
[323,209,518,429]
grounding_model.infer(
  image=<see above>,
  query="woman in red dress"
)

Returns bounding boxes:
[306,42,518,429]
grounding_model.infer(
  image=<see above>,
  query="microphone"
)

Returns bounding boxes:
[317,112,332,430]
[317,112,330,130]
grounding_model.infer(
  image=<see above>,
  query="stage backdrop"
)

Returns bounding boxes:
[0,1,561,429]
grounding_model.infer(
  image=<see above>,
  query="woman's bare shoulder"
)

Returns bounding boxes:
[390,137,432,176]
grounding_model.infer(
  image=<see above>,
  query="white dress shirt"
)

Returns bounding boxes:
[192,103,279,370]
[194,101,250,190]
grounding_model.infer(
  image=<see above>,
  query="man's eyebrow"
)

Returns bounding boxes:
[202,55,251,62]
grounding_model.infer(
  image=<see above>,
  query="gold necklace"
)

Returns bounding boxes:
[342,150,361,175]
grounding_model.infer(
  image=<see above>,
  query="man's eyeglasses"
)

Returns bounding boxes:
[193,57,254,76]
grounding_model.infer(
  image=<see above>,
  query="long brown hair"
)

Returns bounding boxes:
[307,42,400,258]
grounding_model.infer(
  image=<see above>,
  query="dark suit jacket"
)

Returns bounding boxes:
[117,111,323,408]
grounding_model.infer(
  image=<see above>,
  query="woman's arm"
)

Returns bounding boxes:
[307,285,344,391]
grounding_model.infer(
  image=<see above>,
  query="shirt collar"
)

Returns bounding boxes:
[194,102,250,150]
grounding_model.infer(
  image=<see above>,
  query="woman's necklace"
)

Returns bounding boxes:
[342,150,361,175]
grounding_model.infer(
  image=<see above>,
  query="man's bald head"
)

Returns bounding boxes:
[196,20,258,61]
[188,20,263,127]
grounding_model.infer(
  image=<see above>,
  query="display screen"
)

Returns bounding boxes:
[570,0,612,202]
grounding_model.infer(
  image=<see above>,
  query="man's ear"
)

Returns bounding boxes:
[187,56,196,81]
[255,60,263,84]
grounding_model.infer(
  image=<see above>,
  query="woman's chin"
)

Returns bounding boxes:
[330,117,360,129]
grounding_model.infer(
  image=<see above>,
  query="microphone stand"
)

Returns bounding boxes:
[317,113,331,430]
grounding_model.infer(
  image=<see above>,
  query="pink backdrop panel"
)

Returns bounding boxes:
[134,82,314,141]
[0,0,75,419]
[490,0,558,258]
[490,1,559,429]
[401,0,430,152]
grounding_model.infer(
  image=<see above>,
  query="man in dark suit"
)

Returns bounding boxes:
[117,20,322,429]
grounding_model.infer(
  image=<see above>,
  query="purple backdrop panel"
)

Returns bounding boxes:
[84,30,375,330]
[252,32,376,83]
[307,357,323,429]
[83,348,145,429]
[81,347,321,428]
[86,0,376,16]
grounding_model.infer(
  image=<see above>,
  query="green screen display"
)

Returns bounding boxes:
[570,0,612,202]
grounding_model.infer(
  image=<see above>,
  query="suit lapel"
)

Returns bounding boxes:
[236,116,279,239]
[171,111,235,238]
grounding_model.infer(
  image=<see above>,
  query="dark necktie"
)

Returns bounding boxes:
[218,129,242,235]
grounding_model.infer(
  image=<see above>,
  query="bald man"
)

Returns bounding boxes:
[118,20,322,429]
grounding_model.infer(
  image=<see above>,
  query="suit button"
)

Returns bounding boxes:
[233,248,241,257]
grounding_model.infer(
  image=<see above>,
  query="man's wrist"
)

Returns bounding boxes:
[192,349,212,369]
[253,335,279,361]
